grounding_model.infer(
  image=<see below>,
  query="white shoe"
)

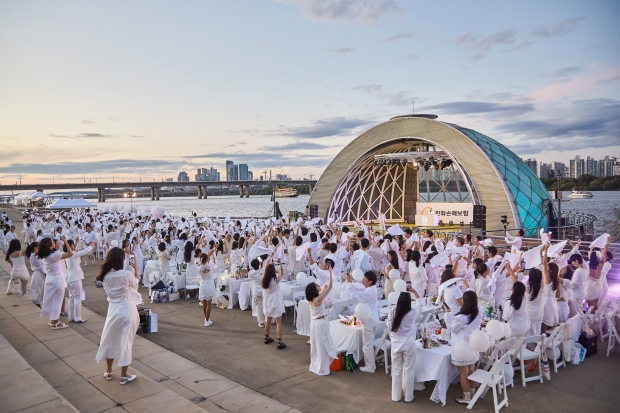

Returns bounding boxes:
[120,375,137,385]
[204,320,212,327]
[258,323,265,328]
[359,366,375,373]
[199,302,203,307]
[455,393,472,405]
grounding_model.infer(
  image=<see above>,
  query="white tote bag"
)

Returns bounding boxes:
[149,312,158,333]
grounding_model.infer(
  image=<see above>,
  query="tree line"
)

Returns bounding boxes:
[541,175,620,191]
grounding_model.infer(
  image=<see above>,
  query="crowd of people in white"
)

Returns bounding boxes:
[1,207,617,405]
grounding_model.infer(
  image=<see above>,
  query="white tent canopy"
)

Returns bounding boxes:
[27,191,49,199]
[46,198,96,209]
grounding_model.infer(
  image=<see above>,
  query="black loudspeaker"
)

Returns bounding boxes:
[308,204,319,219]
[472,205,486,230]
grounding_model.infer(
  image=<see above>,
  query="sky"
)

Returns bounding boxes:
[0,0,619,185]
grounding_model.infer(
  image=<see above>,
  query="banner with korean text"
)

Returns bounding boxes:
[416,203,474,224]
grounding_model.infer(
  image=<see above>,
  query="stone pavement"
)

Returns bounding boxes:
[0,250,299,413]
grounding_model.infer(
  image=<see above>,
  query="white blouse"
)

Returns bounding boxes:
[387,306,422,352]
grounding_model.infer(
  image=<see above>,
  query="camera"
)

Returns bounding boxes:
[500,215,509,227]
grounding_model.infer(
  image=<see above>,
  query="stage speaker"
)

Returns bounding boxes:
[308,204,319,219]
[472,205,486,230]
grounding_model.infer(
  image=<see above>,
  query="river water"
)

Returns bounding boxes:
[97,191,619,233]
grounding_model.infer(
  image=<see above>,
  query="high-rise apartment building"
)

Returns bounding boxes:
[177,171,190,182]
[226,160,234,181]
[195,167,220,181]
[570,156,584,178]
[525,158,537,175]
[239,164,249,181]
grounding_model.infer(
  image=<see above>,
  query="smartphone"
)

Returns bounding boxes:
[129,255,135,266]
[442,301,450,311]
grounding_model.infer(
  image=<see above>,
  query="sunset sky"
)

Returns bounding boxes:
[1,0,619,186]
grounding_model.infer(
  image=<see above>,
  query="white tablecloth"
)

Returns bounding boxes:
[330,320,364,363]
[144,260,160,283]
[218,277,250,309]
[414,340,459,405]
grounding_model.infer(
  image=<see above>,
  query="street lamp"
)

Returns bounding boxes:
[124,192,137,209]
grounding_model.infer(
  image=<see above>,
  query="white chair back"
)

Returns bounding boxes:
[238,281,251,310]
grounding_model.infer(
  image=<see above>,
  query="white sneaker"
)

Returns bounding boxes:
[204,320,210,327]
[359,366,375,373]
[455,393,472,405]
[199,302,203,307]
[258,323,265,328]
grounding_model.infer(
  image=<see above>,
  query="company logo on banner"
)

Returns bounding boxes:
[416,203,474,224]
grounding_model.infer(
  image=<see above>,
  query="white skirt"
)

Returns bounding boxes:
[309,318,337,375]
[263,289,285,318]
[40,275,67,320]
[584,277,602,302]
[11,264,30,281]
[199,279,216,301]
[31,270,45,305]
[96,301,139,367]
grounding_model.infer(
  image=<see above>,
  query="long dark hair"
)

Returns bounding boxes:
[5,239,21,262]
[474,263,488,279]
[97,247,125,282]
[588,251,600,270]
[440,268,454,284]
[411,250,421,267]
[387,250,399,270]
[391,292,412,333]
[36,238,54,259]
[548,262,560,291]
[305,282,319,302]
[184,241,194,263]
[457,291,479,324]
[262,263,277,289]
[63,239,75,253]
[528,268,542,301]
[509,281,526,311]
[25,242,38,258]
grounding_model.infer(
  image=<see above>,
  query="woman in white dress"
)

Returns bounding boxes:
[541,244,560,333]
[184,241,198,281]
[230,241,244,267]
[472,263,491,308]
[132,234,144,283]
[156,242,170,283]
[96,247,140,384]
[262,247,286,349]
[523,268,544,336]
[306,267,335,375]
[502,279,530,340]
[26,242,46,307]
[387,291,422,403]
[5,239,30,295]
[585,238,611,312]
[64,237,96,323]
[447,290,482,405]
[383,250,400,297]
[408,250,427,298]
[557,266,573,323]
[198,251,216,327]
[38,237,73,329]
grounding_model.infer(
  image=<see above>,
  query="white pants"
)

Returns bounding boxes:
[253,294,265,324]
[391,343,417,402]
[362,323,376,371]
[68,280,83,322]
[6,276,27,296]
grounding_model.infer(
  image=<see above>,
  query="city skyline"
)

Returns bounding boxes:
[1,1,619,185]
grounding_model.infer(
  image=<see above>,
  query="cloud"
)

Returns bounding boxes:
[129,135,146,138]
[597,75,620,85]
[419,101,534,118]
[454,28,517,51]
[532,17,585,39]
[81,119,94,124]
[549,66,582,78]
[495,99,620,154]
[186,152,331,168]
[0,159,186,175]
[274,117,374,138]
[352,84,416,107]
[381,31,415,43]
[49,133,115,139]
[289,0,403,26]
[261,141,335,151]
[326,47,355,54]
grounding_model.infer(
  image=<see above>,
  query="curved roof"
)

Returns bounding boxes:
[446,123,550,233]
[309,116,551,234]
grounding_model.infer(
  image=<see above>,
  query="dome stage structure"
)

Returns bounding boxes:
[308,115,552,236]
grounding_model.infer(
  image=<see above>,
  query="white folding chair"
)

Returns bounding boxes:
[513,335,544,386]
[185,277,199,303]
[283,292,296,323]
[374,325,392,374]
[491,337,518,389]
[238,281,251,311]
[606,314,620,357]
[467,352,511,413]
[568,313,582,343]
[292,291,306,325]
[581,306,594,331]
[593,301,611,341]
[544,326,566,373]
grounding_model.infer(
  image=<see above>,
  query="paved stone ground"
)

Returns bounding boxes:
[3,207,620,413]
